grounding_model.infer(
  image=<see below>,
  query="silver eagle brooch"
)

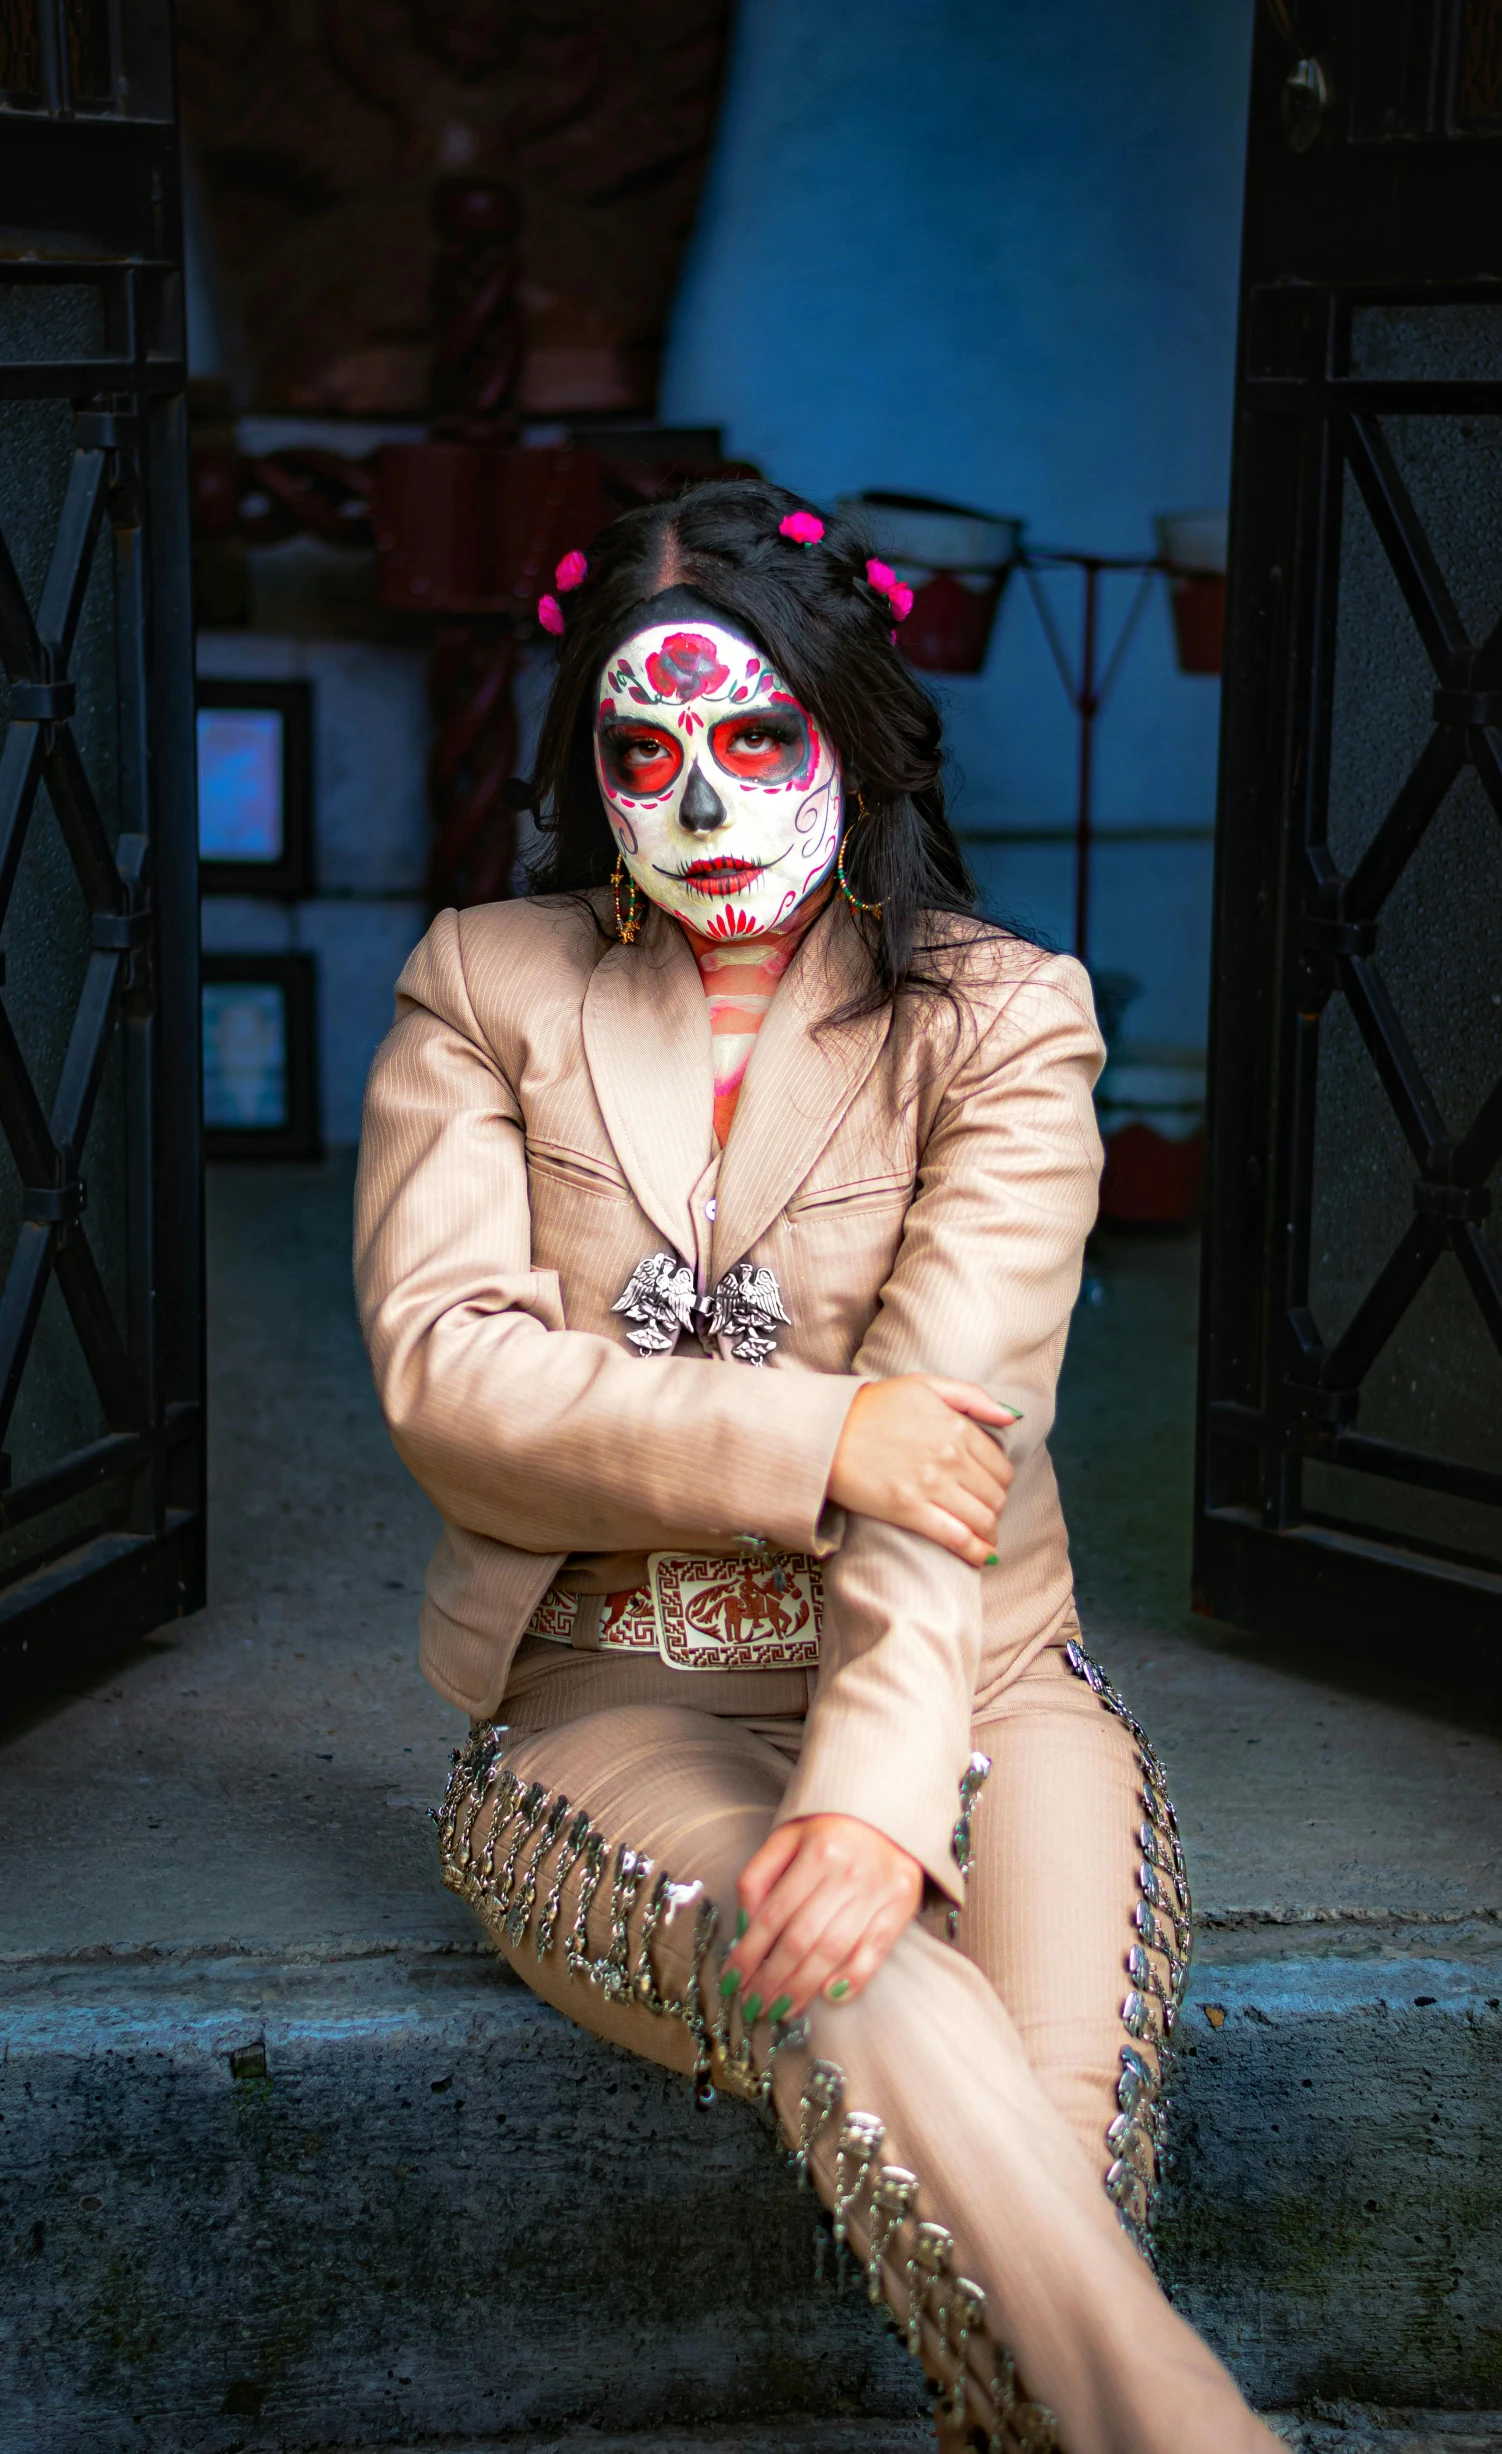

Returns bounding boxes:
[611,1252,699,1355]
[702,1259,791,1365]
[612,1253,791,1366]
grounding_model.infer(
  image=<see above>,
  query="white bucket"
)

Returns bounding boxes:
[1153,510,1227,575]
[837,490,1024,578]
[1096,1050,1207,1144]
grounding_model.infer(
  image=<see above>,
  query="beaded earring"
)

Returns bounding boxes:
[612,852,642,944]
[836,793,884,920]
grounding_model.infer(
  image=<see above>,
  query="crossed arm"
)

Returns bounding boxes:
[726,1371,1016,2022]
[725,972,1104,2016]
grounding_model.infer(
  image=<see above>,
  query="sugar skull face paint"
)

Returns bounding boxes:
[594,616,842,939]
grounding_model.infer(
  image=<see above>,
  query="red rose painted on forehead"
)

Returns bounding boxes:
[645,632,730,701]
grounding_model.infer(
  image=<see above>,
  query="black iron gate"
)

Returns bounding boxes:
[0,1,203,1708]
[1196,0,1502,1682]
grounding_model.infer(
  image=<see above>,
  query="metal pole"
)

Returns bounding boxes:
[1074,558,1101,966]
[37,0,72,114]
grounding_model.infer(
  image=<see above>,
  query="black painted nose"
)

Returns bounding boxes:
[679,761,727,833]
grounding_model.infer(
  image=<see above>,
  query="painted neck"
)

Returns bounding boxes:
[679,883,832,1144]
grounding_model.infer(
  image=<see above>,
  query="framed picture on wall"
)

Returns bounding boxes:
[202,953,321,1160]
[196,678,314,898]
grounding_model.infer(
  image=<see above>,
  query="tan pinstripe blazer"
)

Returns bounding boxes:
[354,891,1104,1899]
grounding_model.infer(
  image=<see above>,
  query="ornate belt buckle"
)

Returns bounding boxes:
[647,1553,823,1671]
[599,1589,658,1650]
[525,1590,577,1645]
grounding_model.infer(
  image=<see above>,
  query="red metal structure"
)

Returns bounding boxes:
[189,176,755,911]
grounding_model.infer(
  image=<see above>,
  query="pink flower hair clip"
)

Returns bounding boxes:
[779,510,825,547]
[866,557,915,623]
[537,548,589,637]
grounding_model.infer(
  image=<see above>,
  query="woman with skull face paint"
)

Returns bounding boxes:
[356,482,1279,2454]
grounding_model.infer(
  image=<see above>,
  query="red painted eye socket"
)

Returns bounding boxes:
[600,723,683,797]
[708,712,808,782]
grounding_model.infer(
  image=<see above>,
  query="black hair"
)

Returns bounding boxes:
[525,476,1018,1021]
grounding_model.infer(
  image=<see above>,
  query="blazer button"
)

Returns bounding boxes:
[705,1197,717,1221]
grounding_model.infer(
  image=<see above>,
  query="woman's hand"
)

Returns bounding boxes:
[827,1374,1019,1567]
[721,1813,923,2022]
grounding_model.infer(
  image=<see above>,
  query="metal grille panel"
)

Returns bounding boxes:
[0,2,202,1707]
[1196,4,1502,1682]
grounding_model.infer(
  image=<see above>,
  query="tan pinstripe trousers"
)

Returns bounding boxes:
[437,1644,1279,2454]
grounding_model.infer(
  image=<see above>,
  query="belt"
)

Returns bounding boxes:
[525,1551,823,1673]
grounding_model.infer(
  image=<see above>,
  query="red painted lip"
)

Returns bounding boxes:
[679,857,764,897]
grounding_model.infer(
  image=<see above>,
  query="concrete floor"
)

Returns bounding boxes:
[349,2424,1502,2453]
[0,1160,471,1964]
[1055,1240,1502,1935]
[1,1162,1497,1960]
[3,1162,1501,2451]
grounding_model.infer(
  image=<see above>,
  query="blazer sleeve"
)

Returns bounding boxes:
[353,911,860,1558]
[773,957,1105,1900]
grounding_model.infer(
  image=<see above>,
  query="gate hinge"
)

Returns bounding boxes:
[1300,912,1377,959]
[1283,1380,1359,1429]
[1414,1177,1492,1223]
[1433,688,1502,729]
[1284,1312,1357,1429]
[23,1179,86,1225]
[91,909,151,952]
[9,680,76,722]
[75,409,136,453]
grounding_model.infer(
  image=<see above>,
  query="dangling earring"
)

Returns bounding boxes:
[836,791,884,920]
[612,852,642,945]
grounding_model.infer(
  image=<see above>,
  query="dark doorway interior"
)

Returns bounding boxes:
[0,1,204,1709]
[1197,0,1502,1687]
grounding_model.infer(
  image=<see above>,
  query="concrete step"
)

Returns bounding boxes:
[5,1174,1501,2449]
[344,2434,934,2454]
[3,1929,1499,2454]
[1154,1925,1502,2412]
[1,1946,918,2454]
[1272,2424,1502,2453]
[264,2425,1502,2454]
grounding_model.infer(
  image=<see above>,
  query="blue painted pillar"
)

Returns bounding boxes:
[662,0,1254,1049]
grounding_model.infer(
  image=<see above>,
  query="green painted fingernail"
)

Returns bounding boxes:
[743,1992,762,2024]
[769,1994,792,2023]
[826,1977,852,2001]
[734,1908,749,1939]
[984,1553,999,1567]
[718,1967,741,1999]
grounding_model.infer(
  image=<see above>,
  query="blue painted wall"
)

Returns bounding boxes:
[661,0,1254,1049]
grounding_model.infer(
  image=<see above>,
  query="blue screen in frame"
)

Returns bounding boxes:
[198,706,284,862]
[203,983,288,1129]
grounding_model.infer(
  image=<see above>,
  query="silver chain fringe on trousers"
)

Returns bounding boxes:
[434,1640,1279,2454]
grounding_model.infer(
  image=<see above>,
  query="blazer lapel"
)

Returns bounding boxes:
[582,907,715,1260]
[711,900,893,1274]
